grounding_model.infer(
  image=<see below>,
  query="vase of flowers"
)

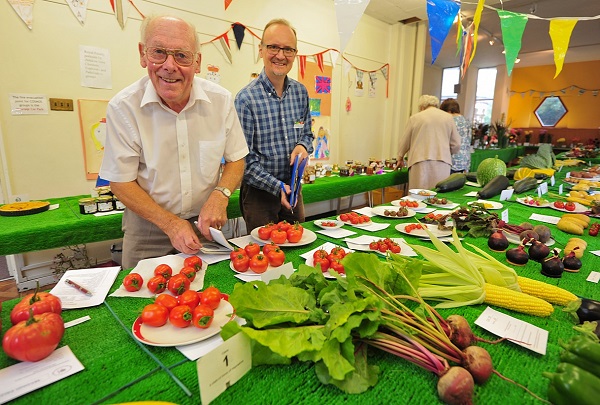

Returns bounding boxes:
[491,114,511,149]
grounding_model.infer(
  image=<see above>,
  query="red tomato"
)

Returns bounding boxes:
[147,275,167,294]
[257,224,274,240]
[178,290,200,309]
[329,247,346,260]
[339,213,349,221]
[154,264,173,280]
[266,248,286,267]
[200,286,222,310]
[286,225,303,243]
[244,242,261,258]
[179,266,197,282]
[329,259,345,275]
[314,256,330,272]
[2,312,65,362]
[277,220,292,232]
[262,242,280,256]
[141,303,169,327]
[553,201,565,209]
[154,293,178,312]
[270,229,287,244]
[564,202,576,211]
[313,249,329,260]
[169,305,193,328]
[167,274,191,296]
[123,273,144,292]
[229,247,247,261]
[369,241,379,250]
[390,244,401,254]
[10,291,62,325]
[192,304,214,329]
[232,254,250,272]
[183,256,203,271]
[378,243,389,253]
[249,254,269,274]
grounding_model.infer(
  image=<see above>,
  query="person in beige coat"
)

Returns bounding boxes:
[397,95,461,190]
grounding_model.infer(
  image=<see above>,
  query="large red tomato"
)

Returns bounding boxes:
[10,291,62,325]
[141,303,169,327]
[167,274,191,296]
[3,312,65,362]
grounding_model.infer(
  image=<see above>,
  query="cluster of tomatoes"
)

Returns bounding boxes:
[590,223,600,237]
[404,223,425,233]
[396,200,420,208]
[553,201,577,211]
[312,247,347,274]
[140,286,222,329]
[123,256,203,296]
[258,221,304,244]
[2,289,64,362]
[319,221,338,227]
[368,238,401,254]
[230,242,285,273]
[339,212,370,225]
[522,196,548,206]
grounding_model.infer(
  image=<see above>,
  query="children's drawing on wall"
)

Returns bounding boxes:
[315,76,331,94]
[368,72,377,98]
[311,116,330,160]
[309,98,321,117]
[206,65,221,84]
[355,70,364,97]
[78,99,109,179]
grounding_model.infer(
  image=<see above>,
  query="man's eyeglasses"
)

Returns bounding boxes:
[145,47,196,67]
[263,44,297,57]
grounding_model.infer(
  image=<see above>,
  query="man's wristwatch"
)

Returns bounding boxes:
[214,186,231,198]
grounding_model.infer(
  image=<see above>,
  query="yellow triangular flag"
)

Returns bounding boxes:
[549,19,577,78]
[469,0,486,64]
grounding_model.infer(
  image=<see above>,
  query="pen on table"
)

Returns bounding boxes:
[65,279,93,297]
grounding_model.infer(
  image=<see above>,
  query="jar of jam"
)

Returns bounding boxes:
[96,196,114,212]
[114,197,125,211]
[79,198,98,215]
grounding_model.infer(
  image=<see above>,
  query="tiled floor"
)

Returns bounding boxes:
[0,278,51,303]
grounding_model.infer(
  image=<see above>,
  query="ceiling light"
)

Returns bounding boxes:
[515,58,521,63]
[489,38,495,46]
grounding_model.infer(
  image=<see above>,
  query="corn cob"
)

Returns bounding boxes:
[517,276,577,306]
[484,283,554,317]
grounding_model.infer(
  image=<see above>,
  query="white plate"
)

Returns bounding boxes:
[549,202,589,214]
[467,200,503,210]
[345,238,417,257]
[408,189,437,200]
[423,198,457,209]
[314,219,344,229]
[395,223,453,239]
[132,299,234,347]
[391,199,428,211]
[503,231,556,247]
[250,228,317,247]
[371,206,416,219]
[229,261,285,276]
[336,215,373,227]
[515,197,551,208]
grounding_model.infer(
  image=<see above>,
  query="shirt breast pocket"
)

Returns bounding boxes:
[198,139,226,178]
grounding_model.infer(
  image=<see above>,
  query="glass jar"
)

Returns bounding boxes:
[96,196,114,212]
[79,198,98,215]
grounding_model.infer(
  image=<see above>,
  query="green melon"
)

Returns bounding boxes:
[476,156,507,186]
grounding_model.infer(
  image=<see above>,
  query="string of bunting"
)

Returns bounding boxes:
[428,0,600,78]
[203,22,390,97]
[510,85,600,98]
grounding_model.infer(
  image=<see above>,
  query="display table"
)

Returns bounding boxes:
[470,146,525,171]
[0,169,407,256]
[555,151,600,165]
[1,168,598,404]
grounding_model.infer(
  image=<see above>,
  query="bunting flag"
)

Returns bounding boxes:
[315,52,324,73]
[219,35,232,63]
[114,0,126,29]
[8,0,34,29]
[298,55,307,79]
[426,0,460,64]
[549,19,577,79]
[67,0,88,25]
[497,10,528,76]
[334,0,371,53]
[232,23,245,50]
[469,0,486,64]
[329,49,339,68]
[460,22,475,78]
[224,0,233,10]
[455,12,462,57]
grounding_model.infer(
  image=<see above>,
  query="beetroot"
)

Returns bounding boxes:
[462,346,493,384]
[447,315,474,350]
[437,366,474,405]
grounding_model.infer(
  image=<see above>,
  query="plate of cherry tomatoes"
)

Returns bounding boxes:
[251,221,317,246]
[337,212,372,227]
[550,200,588,213]
[132,288,234,347]
[228,243,287,275]
[391,198,427,211]
[516,196,551,208]
[314,219,344,229]
[395,223,452,239]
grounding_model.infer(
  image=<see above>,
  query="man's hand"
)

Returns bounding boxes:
[290,144,309,165]
[196,192,229,240]
[163,218,202,255]
[280,183,292,210]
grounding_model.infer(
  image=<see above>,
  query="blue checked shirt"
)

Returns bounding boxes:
[235,70,314,196]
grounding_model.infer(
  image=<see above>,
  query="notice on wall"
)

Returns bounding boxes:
[80,45,112,89]
[9,94,49,115]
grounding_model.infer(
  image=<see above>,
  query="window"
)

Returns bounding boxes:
[441,67,460,100]
[473,67,497,124]
[535,96,567,127]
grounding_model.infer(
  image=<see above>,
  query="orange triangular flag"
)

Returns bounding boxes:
[549,19,577,78]
[315,53,324,73]
[299,55,307,79]
[225,0,233,10]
